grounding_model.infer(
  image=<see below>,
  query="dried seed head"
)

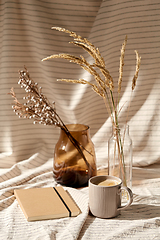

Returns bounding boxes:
[132,50,141,90]
[9,68,64,128]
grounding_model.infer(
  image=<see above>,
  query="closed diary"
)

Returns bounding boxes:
[14,186,81,221]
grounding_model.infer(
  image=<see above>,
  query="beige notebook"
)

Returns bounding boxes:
[14,186,81,221]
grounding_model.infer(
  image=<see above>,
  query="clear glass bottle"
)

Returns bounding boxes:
[54,124,97,188]
[108,124,132,188]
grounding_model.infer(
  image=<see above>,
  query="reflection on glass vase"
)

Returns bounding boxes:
[53,124,97,188]
[108,124,132,188]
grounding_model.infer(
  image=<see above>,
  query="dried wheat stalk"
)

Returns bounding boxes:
[118,35,128,94]
[42,27,141,186]
[132,50,141,90]
[42,27,141,126]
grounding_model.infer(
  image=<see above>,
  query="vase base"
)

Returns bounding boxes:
[53,167,97,188]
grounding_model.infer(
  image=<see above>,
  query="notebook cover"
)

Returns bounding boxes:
[14,186,81,221]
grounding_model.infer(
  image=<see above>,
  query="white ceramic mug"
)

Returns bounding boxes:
[89,175,133,218]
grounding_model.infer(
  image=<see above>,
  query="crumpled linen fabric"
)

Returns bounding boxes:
[0,157,160,239]
[0,157,90,240]
[0,0,160,239]
[0,0,160,168]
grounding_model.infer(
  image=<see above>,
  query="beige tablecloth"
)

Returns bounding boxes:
[0,158,160,240]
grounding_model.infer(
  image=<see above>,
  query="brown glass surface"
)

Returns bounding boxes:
[53,124,97,188]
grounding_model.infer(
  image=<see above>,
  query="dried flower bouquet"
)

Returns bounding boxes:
[42,27,141,186]
[10,68,92,171]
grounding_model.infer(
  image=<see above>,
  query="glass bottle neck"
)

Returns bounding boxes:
[112,124,129,137]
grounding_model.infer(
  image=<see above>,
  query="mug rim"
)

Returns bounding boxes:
[89,175,122,187]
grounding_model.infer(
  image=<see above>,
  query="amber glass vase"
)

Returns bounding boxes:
[53,124,97,188]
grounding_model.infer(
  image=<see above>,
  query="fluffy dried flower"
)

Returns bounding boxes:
[10,68,63,127]
[10,67,92,170]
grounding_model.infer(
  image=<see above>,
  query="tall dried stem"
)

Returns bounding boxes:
[42,27,141,186]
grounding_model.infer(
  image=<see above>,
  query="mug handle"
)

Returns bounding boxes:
[117,186,133,210]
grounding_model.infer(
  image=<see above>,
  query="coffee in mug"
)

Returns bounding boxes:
[89,175,133,219]
[98,179,119,187]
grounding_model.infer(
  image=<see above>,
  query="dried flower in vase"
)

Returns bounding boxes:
[10,68,62,127]
[9,67,92,171]
[42,27,141,125]
[42,27,141,187]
